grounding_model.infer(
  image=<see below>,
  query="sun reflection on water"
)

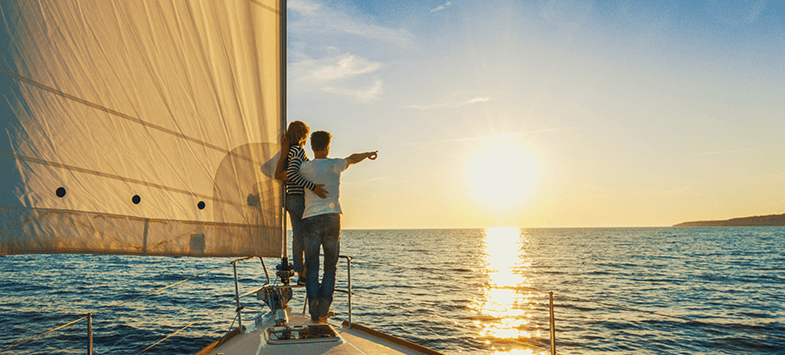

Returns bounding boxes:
[470,227,547,355]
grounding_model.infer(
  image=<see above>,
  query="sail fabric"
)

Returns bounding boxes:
[0,0,283,257]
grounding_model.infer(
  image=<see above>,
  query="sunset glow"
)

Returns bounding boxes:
[464,144,540,211]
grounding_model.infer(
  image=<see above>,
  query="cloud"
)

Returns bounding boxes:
[315,54,380,80]
[322,80,384,100]
[289,52,383,99]
[430,1,452,13]
[289,0,413,45]
[290,53,382,82]
[395,128,573,146]
[403,96,490,110]
[288,0,320,15]
[458,97,489,106]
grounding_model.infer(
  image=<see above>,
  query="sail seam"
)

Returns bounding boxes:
[250,0,279,14]
[0,210,54,238]
[0,150,255,208]
[0,66,259,163]
[0,150,212,199]
[0,206,280,229]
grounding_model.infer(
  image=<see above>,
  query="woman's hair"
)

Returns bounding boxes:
[286,121,310,145]
[310,131,332,151]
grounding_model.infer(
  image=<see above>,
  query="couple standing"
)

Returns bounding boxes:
[274,120,377,323]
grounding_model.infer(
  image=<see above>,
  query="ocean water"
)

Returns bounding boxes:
[1,227,784,354]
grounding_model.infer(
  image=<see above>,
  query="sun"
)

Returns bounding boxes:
[464,142,539,210]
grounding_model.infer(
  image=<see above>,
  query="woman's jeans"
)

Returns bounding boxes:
[303,214,341,321]
[285,194,305,274]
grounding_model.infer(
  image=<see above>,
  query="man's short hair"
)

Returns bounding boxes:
[286,121,310,144]
[310,131,332,151]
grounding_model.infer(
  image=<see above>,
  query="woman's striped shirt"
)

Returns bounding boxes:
[285,145,316,195]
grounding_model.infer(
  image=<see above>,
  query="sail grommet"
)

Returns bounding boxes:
[132,195,141,204]
[55,187,66,198]
[197,201,205,210]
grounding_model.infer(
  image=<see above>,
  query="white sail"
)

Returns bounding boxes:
[0,0,283,257]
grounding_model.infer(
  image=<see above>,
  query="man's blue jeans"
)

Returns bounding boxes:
[303,214,341,321]
[285,194,305,274]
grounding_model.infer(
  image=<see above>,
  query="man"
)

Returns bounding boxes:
[299,130,377,323]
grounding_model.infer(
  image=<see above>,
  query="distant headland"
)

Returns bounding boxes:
[674,213,785,227]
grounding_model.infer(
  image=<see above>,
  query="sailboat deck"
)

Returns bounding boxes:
[200,308,441,355]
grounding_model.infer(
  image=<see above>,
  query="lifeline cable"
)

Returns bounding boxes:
[210,312,242,352]
[133,298,236,355]
[137,257,270,353]
[0,315,89,353]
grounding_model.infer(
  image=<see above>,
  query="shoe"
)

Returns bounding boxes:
[318,311,336,323]
[297,276,306,286]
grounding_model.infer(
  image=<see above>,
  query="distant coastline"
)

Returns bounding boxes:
[674,213,785,227]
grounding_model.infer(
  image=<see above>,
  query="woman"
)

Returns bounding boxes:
[274,121,327,285]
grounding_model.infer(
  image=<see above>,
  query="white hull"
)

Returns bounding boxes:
[198,306,442,355]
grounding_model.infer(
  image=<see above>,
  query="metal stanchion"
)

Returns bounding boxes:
[259,256,270,285]
[549,292,556,355]
[87,313,93,355]
[233,261,244,332]
[347,257,353,327]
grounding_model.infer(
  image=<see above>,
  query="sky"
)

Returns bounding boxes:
[283,0,785,229]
